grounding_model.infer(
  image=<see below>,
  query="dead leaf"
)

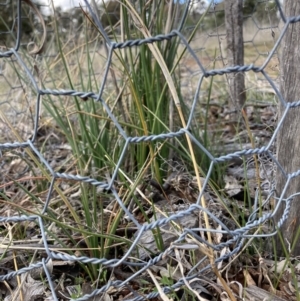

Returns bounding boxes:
[243,269,256,286]
[270,259,288,274]
[244,285,287,301]
[4,273,45,301]
[224,175,242,197]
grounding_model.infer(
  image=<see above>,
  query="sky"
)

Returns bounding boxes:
[40,0,106,14]
[40,0,87,13]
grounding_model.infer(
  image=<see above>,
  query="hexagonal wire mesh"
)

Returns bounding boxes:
[0,0,295,300]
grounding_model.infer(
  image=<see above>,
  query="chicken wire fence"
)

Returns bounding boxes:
[0,0,296,300]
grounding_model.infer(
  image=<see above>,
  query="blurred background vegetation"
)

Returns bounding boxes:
[0,0,281,49]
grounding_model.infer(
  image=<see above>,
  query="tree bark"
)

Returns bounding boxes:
[224,0,246,119]
[275,0,300,256]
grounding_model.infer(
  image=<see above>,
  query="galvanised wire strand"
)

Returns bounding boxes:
[0,0,297,300]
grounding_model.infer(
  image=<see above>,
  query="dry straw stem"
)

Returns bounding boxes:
[147,269,172,301]
[6,222,53,301]
[122,2,237,299]
[174,248,209,301]
[186,237,237,301]
[8,223,24,301]
[123,0,211,239]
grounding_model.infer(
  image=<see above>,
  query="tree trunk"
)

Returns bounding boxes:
[275,0,300,256]
[224,0,246,120]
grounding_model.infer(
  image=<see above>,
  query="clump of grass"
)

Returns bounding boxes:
[40,0,225,283]
[1,0,234,295]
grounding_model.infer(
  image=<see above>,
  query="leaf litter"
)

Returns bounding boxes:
[0,89,297,300]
